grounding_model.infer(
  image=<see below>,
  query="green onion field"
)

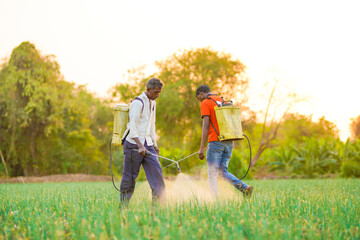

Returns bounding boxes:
[1,178,359,239]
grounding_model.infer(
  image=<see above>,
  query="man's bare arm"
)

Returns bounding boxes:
[199,116,210,160]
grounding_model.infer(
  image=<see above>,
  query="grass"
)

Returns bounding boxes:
[1,178,359,239]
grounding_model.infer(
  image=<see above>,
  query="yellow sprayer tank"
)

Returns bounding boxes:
[215,105,244,141]
[112,104,129,146]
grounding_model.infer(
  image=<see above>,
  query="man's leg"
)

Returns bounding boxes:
[142,142,166,204]
[120,141,143,205]
[219,141,249,192]
[206,141,224,198]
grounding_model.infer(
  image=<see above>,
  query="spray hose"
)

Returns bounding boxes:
[109,134,252,191]
[240,134,252,180]
[109,138,120,192]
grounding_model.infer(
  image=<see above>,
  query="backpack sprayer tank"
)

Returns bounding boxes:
[112,104,129,146]
[110,103,130,192]
[214,105,244,141]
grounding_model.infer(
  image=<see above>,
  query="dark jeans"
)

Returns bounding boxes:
[120,140,166,204]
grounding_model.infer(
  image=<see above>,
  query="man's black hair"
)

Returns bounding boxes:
[196,85,211,96]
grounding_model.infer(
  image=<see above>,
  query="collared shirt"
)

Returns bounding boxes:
[126,92,157,147]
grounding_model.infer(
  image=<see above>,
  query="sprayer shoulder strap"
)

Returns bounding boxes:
[121,97,145,145]
[209,119,220,137]
[133,97,144,113]
[205,95,221,137]
[206,94,224,106]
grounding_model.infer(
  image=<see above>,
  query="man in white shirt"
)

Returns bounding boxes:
[120,78,165,206]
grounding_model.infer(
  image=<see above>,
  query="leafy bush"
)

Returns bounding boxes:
[0,164,6,177]
[269,147,297,173]
[341,161,360,178]
[266,137,346,178]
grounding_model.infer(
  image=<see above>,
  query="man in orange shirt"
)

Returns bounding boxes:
[196,84,253,198]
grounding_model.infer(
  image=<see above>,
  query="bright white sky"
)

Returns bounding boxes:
[1,0,359,141]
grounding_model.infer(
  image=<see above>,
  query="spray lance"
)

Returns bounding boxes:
[132,149,182,173]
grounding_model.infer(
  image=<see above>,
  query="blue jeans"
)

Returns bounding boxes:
[207,141,248,197]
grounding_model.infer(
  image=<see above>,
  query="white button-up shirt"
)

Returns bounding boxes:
[125,92,157,147]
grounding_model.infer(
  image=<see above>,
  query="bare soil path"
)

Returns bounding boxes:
[0,174,111,184]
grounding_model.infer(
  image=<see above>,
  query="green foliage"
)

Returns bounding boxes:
[1,180,359,239]
[248,113,343,173]
[339,139,360,177]
[267,137,346,178]
[0,42,113,176]
[338,139,360,163]
[278,113,339,145]
[0,164,7,177]
[291,137,340,177]
[0,42,65,175]
[268,147,297,175]
[341,161,360,178]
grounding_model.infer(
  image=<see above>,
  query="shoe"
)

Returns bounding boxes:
[244,186,253,198]
[119,202,128,211]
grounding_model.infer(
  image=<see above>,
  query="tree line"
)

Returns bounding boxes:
[1,42,360,178]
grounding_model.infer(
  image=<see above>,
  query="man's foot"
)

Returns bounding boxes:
[244,186,253,198]
[119,202,128,211]
[234,184,254,198]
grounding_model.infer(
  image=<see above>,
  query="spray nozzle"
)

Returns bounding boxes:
[175,162,182,174]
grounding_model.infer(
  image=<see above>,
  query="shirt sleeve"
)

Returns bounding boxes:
[150,102,157,147]
[127,100,143,140]
[200,100,211,118]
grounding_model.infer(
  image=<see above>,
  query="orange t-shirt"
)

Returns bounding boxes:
[200,94,222,142]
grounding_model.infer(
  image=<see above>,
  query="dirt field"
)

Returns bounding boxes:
[0,166,282,184]
[0,174,111,184]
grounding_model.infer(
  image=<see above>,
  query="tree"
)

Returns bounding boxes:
[250,79,304,167]
[279,113,339,144]
[0,42,66,175]
[350,115,360,139]
[111,47,249,150]
[0,42,113,176]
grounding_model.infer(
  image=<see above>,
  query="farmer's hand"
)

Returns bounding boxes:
[154,146,160,155]
[133,137,146,156]
[138,145,146,156]
[199,147,205,160]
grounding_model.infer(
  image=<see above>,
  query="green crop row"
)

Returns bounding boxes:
[1,179,359,239]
